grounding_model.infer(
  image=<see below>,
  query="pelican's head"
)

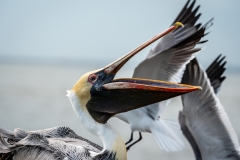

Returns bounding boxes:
[68,22,201,124]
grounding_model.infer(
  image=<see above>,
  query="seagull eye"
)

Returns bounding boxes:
[88,74,98,83]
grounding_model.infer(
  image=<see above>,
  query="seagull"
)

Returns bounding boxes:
[115,0,213,151]
[179,55,240,160]
[0,23,201,160]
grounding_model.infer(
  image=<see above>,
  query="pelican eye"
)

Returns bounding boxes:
[88,74,98,84]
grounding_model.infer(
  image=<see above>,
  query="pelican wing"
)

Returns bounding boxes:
[0,132,95,160]
[0,133,65,160]
[180,58,240,159]
[133,0,212,119]
[0,127,102,159]
[46,137,93,160]
[4,147,61,160]
[51,137,101,153]
[0,126,102,152]
[14,127,102,151]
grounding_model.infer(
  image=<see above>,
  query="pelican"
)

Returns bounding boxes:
[179,55,240,159]
[0,23,201,160]
[1,133,97,160]
[0,127,102,159]
[115,0,213,151]
[0,126,102,152]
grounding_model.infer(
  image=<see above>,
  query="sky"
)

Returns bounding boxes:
[0,0,240,71]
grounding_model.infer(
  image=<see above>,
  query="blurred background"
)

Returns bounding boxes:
[0,0,240,159]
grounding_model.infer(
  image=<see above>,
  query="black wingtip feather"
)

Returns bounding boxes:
[198,40,208,44]
[172,0,191,25]
[172,0,200,26]
[183,54,227,94]
[170,0,212,50]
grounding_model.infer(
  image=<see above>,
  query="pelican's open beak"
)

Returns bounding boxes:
[86,22,200,123]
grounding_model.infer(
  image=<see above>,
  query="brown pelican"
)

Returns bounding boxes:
[0,126,102,152]
[1,133,100,160]
[179,55,240,160]
[0,127,102,159]
[0,23,201,160]
[115,0,213,151]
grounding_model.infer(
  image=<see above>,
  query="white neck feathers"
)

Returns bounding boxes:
[67,90,127,160]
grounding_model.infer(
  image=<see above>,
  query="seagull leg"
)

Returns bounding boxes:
[125,132,133,145]
[126,132,142,151]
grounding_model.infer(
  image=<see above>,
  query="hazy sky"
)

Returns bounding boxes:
[0,0,240,70]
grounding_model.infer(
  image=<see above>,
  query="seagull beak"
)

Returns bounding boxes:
[86,22,201,124]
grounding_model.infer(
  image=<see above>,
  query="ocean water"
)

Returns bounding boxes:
[0,63,240,160]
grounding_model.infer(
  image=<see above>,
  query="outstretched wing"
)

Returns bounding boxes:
[133,0,212,119]
[180,57,240,159]
[179,55,227,160]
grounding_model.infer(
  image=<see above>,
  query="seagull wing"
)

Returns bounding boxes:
[133,0,212,119]
[206,54,226,94]
[179,55,227,160]
[180,58,240,159]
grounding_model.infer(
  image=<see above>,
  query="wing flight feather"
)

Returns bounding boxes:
[180,58,240,159]
[133,0,212,119]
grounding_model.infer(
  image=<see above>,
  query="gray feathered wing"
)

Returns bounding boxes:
[179,57,240,159]
[0,127,102,160]
[133,0,213,119]
[179,55,226,160]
